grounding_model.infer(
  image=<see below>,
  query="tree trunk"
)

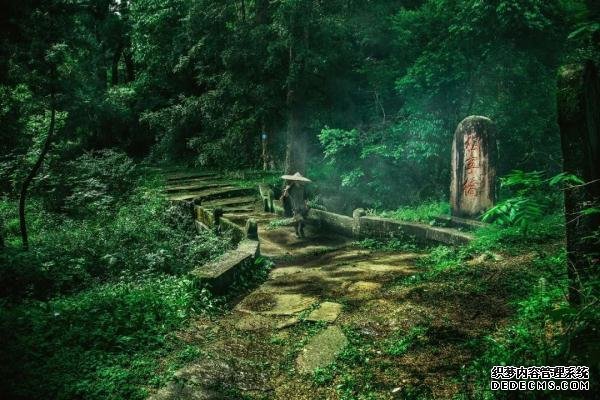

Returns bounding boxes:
[284,101,307,175]
[111,43,123,85]
[123,45,135,82]
[588,0,600,20]
[19,95,56,251]
[557,61,600,305]
[255,0,269,24]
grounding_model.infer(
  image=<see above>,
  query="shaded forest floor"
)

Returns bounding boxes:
[151,236,561,399]
[0,167,583,400]
[149,171,571,400]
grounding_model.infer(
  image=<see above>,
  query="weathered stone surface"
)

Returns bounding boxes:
[276,316,300,329]
[450,115,497,218]
[269,266,305,279]
[237,292,318,316]
[306,302,343,322]
[358,216,473,245]
[148,358,234,400]
[434,214,487,230]
[203,196,257,208]
[235,314,274,331]
[347,281,382,293]
[190,240,259,293]
[259,183,274,212]
[169,186,254,202]
[245,218,258,240]
[195,205,245,242]
[296,326,348,374]
[310,209,353,237]
[166,171,218,182]
[165,182,228,193]
[352,208,366,236]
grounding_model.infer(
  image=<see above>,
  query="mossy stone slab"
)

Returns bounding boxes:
[296,326,348,374]
[236,293,317,316]
[306,302,342,322]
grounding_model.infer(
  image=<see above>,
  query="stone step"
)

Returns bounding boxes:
[165,182,229,193]
[199,187,256,202]
[296,326,348,374]
[166,171,218,182]
[223,213,252,226]
[223,208,254,222]
[168,186,254,202]
[202,196,257,208]
[166,177,224,187]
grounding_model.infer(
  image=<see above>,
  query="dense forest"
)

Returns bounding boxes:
[1,1,599,399]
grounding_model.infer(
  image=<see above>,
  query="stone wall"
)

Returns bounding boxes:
[310,209,354,237]
[191,205,261,292]
[357,216,472,245]
[195,205,244,244]
[190,240,260,293]
[273,200,473,245]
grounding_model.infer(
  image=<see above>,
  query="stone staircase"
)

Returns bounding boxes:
[165,171,259,226]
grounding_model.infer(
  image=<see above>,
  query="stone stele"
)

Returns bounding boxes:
[450,115,497,218]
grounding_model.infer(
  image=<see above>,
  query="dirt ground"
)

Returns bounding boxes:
[153,173,533,399]
[149,233,532,400]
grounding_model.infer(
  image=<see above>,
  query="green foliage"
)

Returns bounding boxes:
[57,149,137,214]
[0,169,234,399]
[385,326,428,356]
[378,201,450,224]
[482,196,544,229]
[463,274,583,398]
[354,236,418,252]
[312,365,337,386]
[230,256,274,293]
[482,170,579,231]
[266,218,295,230]
[0,183,231,300]
[1,0,599,398]
[318,121,448,208]
[0,275,215,400]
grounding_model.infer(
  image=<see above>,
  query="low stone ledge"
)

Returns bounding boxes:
[190,240,260,293]
[272,203,350,231]
[195,205,244,244]
[310,209,353,237]
[434,214,487,230]
[272,197,473,245]
[359,216,473,245]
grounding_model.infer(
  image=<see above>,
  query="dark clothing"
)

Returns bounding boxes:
[288,184,307,216]
[281,183,308,237]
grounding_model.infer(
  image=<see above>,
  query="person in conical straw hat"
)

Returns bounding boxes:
[280,172,311,238]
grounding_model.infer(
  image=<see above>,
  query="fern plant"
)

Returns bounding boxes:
[482,170,583,231]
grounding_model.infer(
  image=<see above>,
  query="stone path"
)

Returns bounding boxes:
[164,170,353,261]
[152,171,422,399]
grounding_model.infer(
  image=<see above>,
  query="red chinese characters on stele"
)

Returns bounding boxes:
[463,131,481,198]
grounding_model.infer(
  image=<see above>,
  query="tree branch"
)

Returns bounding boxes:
[19,93,56,250]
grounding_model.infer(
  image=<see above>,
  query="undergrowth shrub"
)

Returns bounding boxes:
[462,277,580,399]
[36,149,138,214]
[377,201,450,224]
[0,179,231,300]
[0,169,240,400]
[0,275,217,400]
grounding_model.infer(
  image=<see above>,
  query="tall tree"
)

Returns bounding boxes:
[19,93,56,250]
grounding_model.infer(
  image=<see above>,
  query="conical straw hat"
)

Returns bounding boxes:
[281,172,312,182]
